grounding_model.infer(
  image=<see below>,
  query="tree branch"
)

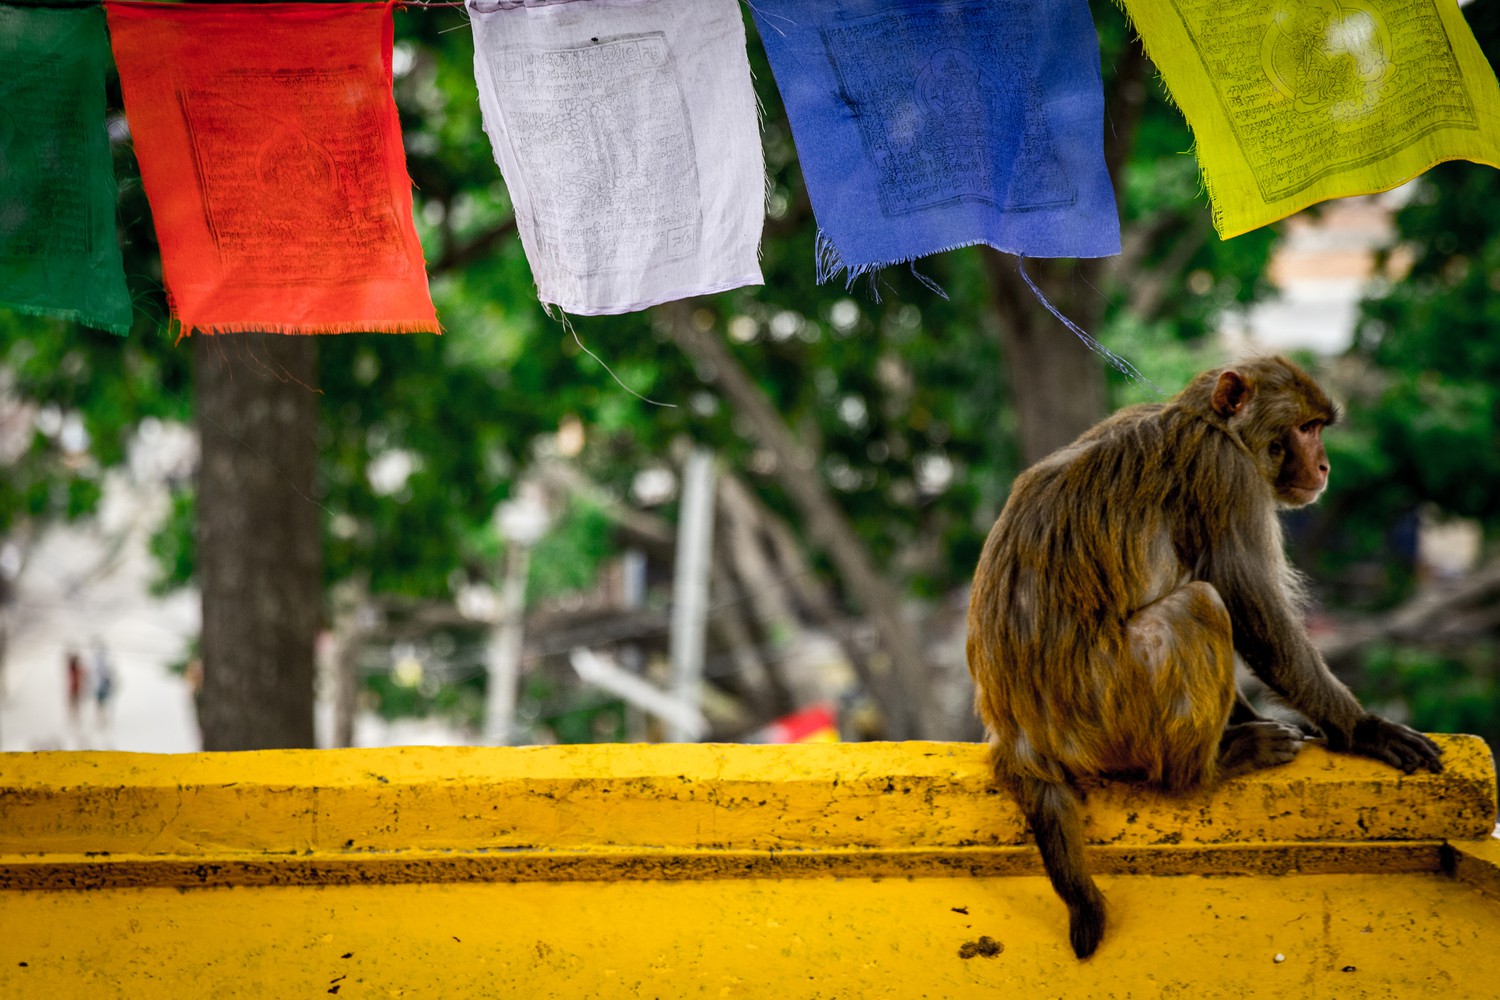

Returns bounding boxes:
[661,302,942,739]
[1127,223,1209,321]
[430,216,520,274]
[1320,558,1500,672]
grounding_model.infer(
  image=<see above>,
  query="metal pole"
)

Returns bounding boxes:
[485,488,549,746]
[668,448,715,742]
[570,648,708,740]
[485,542,531,745]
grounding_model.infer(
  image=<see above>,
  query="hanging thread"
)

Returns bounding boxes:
[1016,255,1160,396]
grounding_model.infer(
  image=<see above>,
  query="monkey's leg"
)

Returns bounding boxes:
[1123,581,1239,793]
[1009,773,1106,960]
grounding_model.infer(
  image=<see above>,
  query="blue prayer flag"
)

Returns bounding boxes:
[751,0,1121,282]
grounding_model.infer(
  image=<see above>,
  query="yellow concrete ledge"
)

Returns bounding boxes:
[1,736,1497,997]
[1,735,1492,857]
[1449,832,1500,899]
[0,735,1493,890]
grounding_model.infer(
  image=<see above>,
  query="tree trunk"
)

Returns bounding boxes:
[980,33,1152,467]
[194,334,321,750]
[665,304,941,739]
[983,253,1111,466]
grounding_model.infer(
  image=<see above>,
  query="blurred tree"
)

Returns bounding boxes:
[194,334,320,749]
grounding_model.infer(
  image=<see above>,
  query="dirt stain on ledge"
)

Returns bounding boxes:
[958,936,1003,959]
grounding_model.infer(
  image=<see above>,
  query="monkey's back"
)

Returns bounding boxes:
[967,403,1224,781]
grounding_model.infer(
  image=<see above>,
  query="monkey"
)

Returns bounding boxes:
[965,355,1443,959]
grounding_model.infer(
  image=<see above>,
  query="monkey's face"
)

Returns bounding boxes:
[1270,418,1330,507]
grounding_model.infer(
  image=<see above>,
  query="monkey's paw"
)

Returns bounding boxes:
[1349,715,1443,774]
[1218,720,1305,778]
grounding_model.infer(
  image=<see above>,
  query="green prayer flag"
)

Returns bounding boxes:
[0,1,132,335]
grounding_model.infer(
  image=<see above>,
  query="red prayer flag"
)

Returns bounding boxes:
[104,0,438,336]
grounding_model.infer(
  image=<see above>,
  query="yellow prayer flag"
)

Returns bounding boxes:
[1121,0,1500,237]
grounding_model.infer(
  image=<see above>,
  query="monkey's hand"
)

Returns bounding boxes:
[1218,721,1306,780]
[1338,715,1443,774]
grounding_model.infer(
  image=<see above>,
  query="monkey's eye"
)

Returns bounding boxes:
[1268,441,1284,457]
[1299,420,1321,433]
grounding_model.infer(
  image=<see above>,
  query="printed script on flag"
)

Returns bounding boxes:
[1121,0,1500,237]
[104,0,438,335]
[468,0,764,315]
[0,1,132,334]
[750,0,1121,283]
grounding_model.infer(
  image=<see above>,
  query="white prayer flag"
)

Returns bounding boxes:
[468,0,765,315]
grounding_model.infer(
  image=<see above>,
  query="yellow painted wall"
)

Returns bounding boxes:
[1,736,1496,997]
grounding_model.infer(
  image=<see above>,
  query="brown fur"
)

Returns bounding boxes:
[967,356,1442,959]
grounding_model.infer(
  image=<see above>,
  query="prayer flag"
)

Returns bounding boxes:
[749,0,1121,283]
[1121,0,1500,238]
[468,0,764,315]
[0,1,132,335]
[104,0,438,336]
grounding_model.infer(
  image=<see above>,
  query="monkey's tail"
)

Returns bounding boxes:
[1013,773,1106,959]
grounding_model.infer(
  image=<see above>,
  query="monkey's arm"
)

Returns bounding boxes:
[1203,533,1442,774]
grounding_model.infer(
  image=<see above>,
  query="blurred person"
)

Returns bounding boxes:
[185,656,204,744]
[91,639,115,730]
[65,650,87,726]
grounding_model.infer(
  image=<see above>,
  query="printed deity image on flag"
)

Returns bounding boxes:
[104,0,438,335]
[1121,0,1500,237]
[468,0,764,315]
[750,0,1121,282]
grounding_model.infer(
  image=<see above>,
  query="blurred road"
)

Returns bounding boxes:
[1,470,200,753]
[0,464,475,753]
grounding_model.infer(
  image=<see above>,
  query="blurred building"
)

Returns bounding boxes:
[1222,188,1413,356]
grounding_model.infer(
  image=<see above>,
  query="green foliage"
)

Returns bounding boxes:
[1,313,187,534]
[539,696,627,744]
[1343,163,1500,541]
[1360,642,1500,751]
[1099,313,1224,408]
[1345,161,1500,536]
[367,668,486,729]
[148,489,194,595]
[526,498,616,604]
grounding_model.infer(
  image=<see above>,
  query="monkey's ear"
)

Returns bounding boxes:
[1211,371,1252,417]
